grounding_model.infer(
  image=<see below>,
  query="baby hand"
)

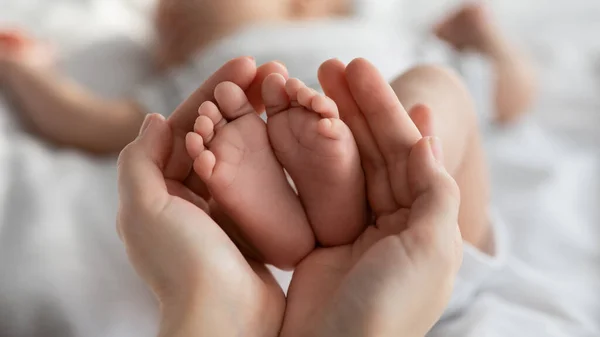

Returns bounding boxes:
[0,29,55,74]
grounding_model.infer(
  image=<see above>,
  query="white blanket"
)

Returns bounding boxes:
[0,1,599,336]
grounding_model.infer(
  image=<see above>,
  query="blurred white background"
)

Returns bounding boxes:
[0,0,599,336]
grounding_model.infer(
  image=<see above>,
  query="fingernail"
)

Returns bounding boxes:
[139,114,153,136]
[140,114,165,136]
[246,56,256,63]
[427,137,444,165]
[274,60,286,68]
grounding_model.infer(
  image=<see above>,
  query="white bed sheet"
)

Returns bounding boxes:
[0,1,160,336]
[0,0,598,336]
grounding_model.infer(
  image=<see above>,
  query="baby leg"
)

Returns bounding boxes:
[390,65,492,253]
[436,3,536,124]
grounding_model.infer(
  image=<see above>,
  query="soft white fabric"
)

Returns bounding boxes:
[134,19,415,117]
[1,1,600,336]
[0,2,159,336]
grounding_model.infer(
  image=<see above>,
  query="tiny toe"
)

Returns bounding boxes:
[317,118,346,140]
[297,87,317,109]
[285,78,305,102]
[185,132,205,159]
[194,115,217,145]
[262,73,290,117]
[214,81,257,120]
[311,95,339,119]
[198,101,226,130]
[193,150,217,181]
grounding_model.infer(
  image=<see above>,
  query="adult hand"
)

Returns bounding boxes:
[280,58,463,337]
[116,58,288,337]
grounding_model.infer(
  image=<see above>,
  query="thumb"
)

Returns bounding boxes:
[117,113,173,214]
[405,137,463,273]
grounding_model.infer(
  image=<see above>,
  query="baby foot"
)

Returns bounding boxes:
[185,81,314,269]
[263,74,366,247]
[434,3,501,55]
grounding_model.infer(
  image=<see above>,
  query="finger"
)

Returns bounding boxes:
[164,56,258,180]
[402,137,462,273]
[318,58,398,215]
[246,61,289,113]
[409,104,435,138]
[165,179,209,213]
[117,114,172,214]
[346,58,422,207]
[208,200,265,262]
[183,173,212,201]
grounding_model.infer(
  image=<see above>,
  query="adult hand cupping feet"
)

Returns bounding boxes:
[117,57,462,337]
[279,58,463,337]
[116,58,288,337]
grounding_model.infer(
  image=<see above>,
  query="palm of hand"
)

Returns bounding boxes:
[282,164,421,336]
[118,114,286,336]
[280,59,460,336]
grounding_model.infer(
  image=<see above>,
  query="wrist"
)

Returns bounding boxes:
[158,296,238,337]
[158,289,257,337]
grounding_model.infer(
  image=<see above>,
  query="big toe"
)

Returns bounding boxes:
[262,73,290,117]
[214,81,256,120]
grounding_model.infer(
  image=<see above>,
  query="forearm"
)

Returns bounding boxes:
[3,63,146,153]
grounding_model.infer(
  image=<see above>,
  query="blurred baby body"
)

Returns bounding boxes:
[142,0,412,116]
[153,0,355,70]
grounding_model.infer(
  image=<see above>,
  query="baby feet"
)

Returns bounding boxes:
[185,81,314,269]
[186,76,366,267]
[263,74,365,246]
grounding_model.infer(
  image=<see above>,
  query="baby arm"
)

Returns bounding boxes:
[0,31,145,154]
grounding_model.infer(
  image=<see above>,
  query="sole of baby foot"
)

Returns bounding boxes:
[263,74,366,247]
[185,81,314,269]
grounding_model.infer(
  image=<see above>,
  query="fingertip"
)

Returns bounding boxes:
[139,113,167,141]
[271,60,289,78]
[235,55,257,68]
[346,58,383,87]
[409,137,457,200]
[427,137,444,165]
[318,58,345,77]
[246,60,289,113]
[262,73,287,94]
[346,58,372,74]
